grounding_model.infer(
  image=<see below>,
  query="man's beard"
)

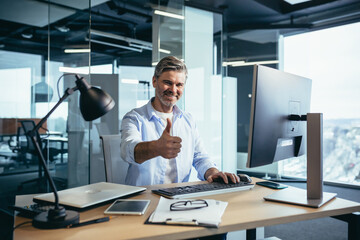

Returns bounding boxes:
[157,89,178,107]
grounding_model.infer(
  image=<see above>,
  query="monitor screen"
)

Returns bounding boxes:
[247,65,312,168]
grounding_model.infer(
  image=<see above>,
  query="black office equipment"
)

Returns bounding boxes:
[68,217,110,228]
[246,65,336,207]
[25,74,115,229]
[256,181,288,189]
[152,182,254,199]
[9,203,53,219]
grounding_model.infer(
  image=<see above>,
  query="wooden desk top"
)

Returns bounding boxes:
[13,178,360,240]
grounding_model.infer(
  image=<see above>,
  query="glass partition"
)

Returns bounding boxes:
[183,7,225,179]
[0,0,229,197]
[224,29,280,175]
[0,0,93,194]
[152,0,184,64]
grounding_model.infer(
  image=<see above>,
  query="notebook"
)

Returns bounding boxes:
[33,182,146,209]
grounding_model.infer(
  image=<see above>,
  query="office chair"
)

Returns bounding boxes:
[95,122,111,136]
[6,126,30,168]
[100,135,128,184]
[18,120,66,190]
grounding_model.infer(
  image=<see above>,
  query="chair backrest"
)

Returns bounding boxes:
[95,122,111,136]
[100,134,129,184]
[20,120,43,154]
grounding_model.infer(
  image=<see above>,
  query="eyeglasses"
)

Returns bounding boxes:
[170,199,208,211]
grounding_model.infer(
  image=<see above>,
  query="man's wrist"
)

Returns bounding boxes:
[134,140,159,164]
[204,167,219,180]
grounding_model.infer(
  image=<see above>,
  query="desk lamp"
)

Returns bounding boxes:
[27,74,115,229]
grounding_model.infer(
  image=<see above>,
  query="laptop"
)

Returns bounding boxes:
[33,182,146,209]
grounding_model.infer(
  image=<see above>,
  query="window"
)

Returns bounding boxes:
[281,21,360,185]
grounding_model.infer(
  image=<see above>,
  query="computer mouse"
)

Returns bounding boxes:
[238,174,252,183]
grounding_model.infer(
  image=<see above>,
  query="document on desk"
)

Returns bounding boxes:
[147,197,228,228]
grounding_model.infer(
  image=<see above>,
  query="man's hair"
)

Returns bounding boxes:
[153,56,188,80]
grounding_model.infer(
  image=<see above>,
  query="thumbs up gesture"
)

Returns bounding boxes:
[156,118,182,159]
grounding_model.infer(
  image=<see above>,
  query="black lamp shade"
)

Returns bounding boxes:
[76,75,115,121]
[80,87,115,121]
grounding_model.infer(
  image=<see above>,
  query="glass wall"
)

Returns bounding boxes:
[226,29,280,175]
[153,3,228,179]
[0,0,231,200]
[0,0,93,193]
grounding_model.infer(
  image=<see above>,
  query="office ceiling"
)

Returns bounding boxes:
[0,0,360,66]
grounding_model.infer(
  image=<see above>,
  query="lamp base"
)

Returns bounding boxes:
[33,210,79,229]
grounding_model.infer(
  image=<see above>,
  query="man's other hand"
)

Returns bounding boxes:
[205,168,240,184]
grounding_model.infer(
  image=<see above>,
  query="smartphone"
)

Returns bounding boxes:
[104,199,150,215]
[256,181,288,189]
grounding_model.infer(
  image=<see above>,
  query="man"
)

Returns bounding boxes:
[120,56,239,186]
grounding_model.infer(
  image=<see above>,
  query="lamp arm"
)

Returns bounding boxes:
[33,86,78,133]
[27,86,78,210]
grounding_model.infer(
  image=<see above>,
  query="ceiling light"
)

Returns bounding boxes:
[129,43,171,54]
[87,38,143,52]
[59,67,89,75]
[55,26,70,33]
[229,60,279,67]
[159,49,171,54]
[129,43,152,51]
[154,10,184,20]
[121,79,139,84]
[91,29,152,48]
[284,0,311,5]
[222,60,245,66]
[64,49,91,53]
[152,62,158,66]
[21,33,33,39]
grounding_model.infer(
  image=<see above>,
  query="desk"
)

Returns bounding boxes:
[13,178,360,240]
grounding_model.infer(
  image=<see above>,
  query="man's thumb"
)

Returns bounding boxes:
[164,118,172,134]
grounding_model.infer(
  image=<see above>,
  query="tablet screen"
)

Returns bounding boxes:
[104,199,150,215]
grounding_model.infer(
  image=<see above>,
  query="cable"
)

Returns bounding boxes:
[56,73,75,99]
[4,221,32,240]
[40,126,50,138]
[13,221,32,230]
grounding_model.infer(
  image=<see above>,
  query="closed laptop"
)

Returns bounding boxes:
[33,182,146,209]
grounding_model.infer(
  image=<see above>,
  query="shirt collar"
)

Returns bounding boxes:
[145,97,183,121]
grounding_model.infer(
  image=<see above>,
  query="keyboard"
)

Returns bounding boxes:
[152,181,254,199]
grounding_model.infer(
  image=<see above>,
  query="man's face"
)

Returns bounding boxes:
[152,70,186,111]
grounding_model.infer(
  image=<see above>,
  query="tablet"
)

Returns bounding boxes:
[104,199,150,215]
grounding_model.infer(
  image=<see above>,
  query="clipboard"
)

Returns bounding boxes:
[145,197,227,228]
[144,213,220,228]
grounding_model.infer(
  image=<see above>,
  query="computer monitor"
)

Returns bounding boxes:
[247,65,311,168]
[246,65,336,207]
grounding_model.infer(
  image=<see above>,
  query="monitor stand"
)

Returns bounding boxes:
[264,113,337,208]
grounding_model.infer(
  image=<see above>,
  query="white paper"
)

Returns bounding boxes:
[149,197,228,227]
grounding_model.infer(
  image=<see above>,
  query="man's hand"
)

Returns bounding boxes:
[205,168,240,184]
[134,118,182,164]
[156,118,182,159]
